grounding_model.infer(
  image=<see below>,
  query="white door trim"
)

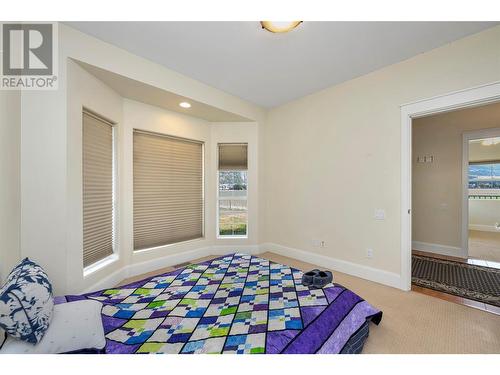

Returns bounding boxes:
[400,81,500,291]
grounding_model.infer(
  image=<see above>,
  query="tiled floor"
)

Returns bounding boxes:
[469,230,500,264]
[413,249,500,270]
[412,250,500,315]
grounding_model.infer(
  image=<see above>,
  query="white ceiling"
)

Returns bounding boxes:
[67,22,498,108]
[75,60,252,122]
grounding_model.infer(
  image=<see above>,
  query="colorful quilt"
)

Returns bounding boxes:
[61,253,382,354]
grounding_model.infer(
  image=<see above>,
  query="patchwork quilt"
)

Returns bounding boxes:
[60,253,382,354]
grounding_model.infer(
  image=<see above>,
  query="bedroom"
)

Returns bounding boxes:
[0,1,499,373]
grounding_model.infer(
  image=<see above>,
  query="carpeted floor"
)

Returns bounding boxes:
[120,252,500,354]
[261,253,500,354]
[412,255,500,307]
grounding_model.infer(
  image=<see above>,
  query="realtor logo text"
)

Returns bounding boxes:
[1,22,58,90]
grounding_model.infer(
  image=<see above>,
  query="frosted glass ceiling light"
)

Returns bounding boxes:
[260,21,302,33]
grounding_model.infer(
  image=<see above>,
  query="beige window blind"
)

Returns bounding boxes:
[133,130,203,250]
[83,111,114,268]
[218,143,248,170]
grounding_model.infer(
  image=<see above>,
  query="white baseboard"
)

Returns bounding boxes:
[260,242,402,290]
[83,242,406,293]
[469,224,500,233]
[82,245,263,293]
[82,267,128,294]
[412,241,466,258]
[211,245,262,256]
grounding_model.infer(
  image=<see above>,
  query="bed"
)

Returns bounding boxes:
[59,253,382,354]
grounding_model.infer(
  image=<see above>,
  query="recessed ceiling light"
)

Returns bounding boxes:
[260,21,302,33]
[179,102,191,108]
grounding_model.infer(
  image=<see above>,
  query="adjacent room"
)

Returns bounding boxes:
[468,135,500,263]
[412,102,500,311]
[1,20,499,358]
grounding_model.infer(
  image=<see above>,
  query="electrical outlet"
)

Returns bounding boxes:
[312,239,326,247]
[366,248,374,258]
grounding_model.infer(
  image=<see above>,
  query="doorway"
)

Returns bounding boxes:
[400,82,500,314]
[466,131,500,265]
[406,99,500,313]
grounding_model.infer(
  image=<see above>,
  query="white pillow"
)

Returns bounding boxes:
[0,300,105,354]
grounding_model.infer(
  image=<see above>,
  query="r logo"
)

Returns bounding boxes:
[2,23,53,76]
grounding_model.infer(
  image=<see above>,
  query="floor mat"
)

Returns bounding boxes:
[412,255,500,307]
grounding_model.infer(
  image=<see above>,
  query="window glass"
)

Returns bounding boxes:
[218,170,248,236]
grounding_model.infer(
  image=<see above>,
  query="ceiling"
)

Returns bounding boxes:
[75,60,252,122]
[67,22,498,108]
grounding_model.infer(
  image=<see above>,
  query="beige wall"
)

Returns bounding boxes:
[60,24,265,124]
[65,62,260,294]
[19,24,264,295]
[412,102,500,253]
[13,23,500,292]
[123,99,213,269]
[0,91,21,282]
[469,200,500,231]
[66,60,125,293]
[263,26,500,276]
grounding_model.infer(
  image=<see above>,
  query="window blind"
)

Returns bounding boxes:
[218,143,248,170]
[133,130,203,250]
[83,111,114,268]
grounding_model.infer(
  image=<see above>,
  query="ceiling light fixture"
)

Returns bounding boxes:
[260,21,302,33]
[179,102,191,109]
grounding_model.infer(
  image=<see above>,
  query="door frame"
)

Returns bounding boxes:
[463,127,500,256]
[400,81,500,291]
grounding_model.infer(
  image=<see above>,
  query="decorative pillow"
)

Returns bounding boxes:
[0,300,105,354]
[0,258,54,344]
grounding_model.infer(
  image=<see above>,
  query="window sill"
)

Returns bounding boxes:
[133,237,205,254]
[83,253,119,278]
[217,235,248,240]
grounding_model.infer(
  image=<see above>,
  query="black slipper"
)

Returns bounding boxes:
[312,271,333,288]
[301,269,320,286]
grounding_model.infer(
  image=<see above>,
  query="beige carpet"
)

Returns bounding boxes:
[119,252,500,354]
[469,230,500,263]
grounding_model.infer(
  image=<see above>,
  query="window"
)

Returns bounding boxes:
[82,111,115,268]
[133,130,203,250]
[469,163,500,189]
[217,144,248,237]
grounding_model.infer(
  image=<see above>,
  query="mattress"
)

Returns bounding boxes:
[59,253,382,354]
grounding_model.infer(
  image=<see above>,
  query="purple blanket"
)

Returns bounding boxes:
[59,253,382,354]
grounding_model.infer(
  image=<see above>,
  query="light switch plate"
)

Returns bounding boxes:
[374,209,386,220]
